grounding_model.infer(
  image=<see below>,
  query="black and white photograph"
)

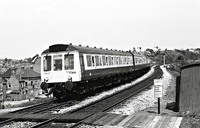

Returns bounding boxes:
[0,0,200,127]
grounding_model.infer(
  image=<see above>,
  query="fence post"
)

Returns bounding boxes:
[175,76,180,112]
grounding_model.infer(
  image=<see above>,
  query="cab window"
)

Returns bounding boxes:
[64,54,74,70]
[53,55,62,71]
[43,55,51,71]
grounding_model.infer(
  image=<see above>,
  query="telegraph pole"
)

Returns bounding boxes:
[163,55,166,66]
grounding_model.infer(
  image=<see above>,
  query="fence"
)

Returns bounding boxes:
[177,63,200,113]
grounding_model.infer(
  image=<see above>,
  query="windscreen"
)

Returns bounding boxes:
[53,55,62,71]
[64,54,74,70]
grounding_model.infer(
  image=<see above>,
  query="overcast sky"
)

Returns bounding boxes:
[0,0,200,59]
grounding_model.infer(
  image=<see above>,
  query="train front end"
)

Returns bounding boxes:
[40,45,81,99]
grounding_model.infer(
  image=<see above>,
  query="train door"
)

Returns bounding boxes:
[130,52,135,71]
[79,55,85,80]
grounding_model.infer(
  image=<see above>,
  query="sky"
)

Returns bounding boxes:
[0,0,200,59]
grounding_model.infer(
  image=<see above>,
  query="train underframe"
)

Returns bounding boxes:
[46,67,150,99]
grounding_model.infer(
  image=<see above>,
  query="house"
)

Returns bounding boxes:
[2,67,41,101]
[0,77,6,92]
[0,68,7,75]
[1,67,19,91]
[194,48,200,54]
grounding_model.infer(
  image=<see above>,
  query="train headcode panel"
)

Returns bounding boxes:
[154,79,163,98]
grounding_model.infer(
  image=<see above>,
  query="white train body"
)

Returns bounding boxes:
[41,51,81,83]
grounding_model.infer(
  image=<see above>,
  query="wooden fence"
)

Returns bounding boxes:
[177,63,200,113]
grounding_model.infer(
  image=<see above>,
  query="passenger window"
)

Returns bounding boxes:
[102,56,106,66]
[108,56,111,65]
[53,55,62,71]
[139,59,141,63]
[105,56,109,66]
[121,57,124,64]
[114,57,116,65]
[119,57,122,65]
[86,55,92,67]
[95,56,100,66]
[116,57,119,65]
[108,56,112,65]
[111,57,114,65]
[43,55,51,71]
[124,57,127,65]
[99,56,103,66]
[64,54,74,70]
[130,58,133,64]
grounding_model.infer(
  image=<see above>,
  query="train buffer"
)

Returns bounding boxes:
[81,112,182,128]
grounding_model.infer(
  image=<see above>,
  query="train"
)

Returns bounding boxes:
[40,44,151,99]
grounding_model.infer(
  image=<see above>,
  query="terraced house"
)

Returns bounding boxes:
[1,67,41,101]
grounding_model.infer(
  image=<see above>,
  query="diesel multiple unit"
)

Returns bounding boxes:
[40,44,151,99]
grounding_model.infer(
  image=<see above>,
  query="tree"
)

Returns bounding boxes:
[132,47,136,53]
[145,48,154,54]
[4,58,8,63]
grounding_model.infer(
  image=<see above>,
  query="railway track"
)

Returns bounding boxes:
[0,66,162,128]
[0,100,77,127]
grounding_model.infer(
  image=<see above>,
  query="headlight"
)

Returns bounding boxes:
[68,76,72,81]
[45,77,49,82]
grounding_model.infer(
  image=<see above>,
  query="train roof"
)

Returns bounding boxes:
[42,44,134,56]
